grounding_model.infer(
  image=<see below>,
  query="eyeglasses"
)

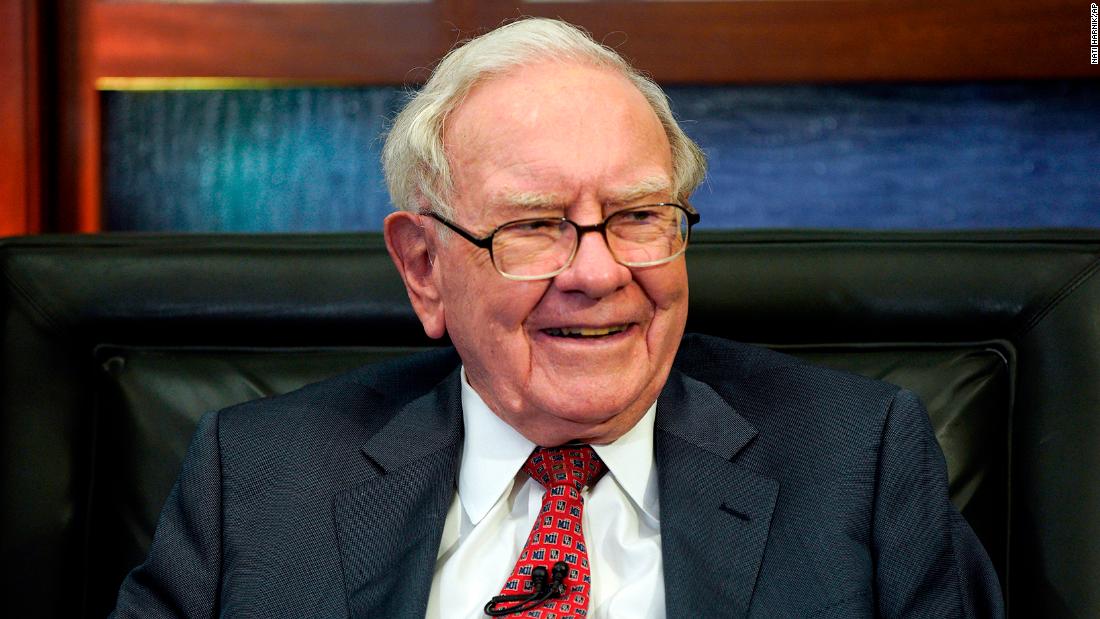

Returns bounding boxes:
[423,203,700,281]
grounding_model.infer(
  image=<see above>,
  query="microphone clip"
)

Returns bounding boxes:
[484,562,569,616]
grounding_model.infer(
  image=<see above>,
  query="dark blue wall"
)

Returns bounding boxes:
[102,81,1100,232]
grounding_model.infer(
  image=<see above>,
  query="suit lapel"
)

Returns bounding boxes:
[333,368,463,618]
[656,370,779,618]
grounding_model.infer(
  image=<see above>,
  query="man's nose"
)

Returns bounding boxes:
[552,228,632,297]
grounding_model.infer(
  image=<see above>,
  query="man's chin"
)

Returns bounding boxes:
[521,407,643,446]
[522,389,649,442]
[535,351,655,393]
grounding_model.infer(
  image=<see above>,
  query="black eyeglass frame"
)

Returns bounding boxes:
[421,202,700,281]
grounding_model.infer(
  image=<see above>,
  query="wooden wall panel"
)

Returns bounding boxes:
[92,2,460,84]
[0,0,40,235]
[55,0,99,233]
[55,0,1095,233]
[91,1,1094,83]
[497,0,1091,82]
[77,0,473,231]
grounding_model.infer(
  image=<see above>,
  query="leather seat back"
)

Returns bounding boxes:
[3,231,1098,618]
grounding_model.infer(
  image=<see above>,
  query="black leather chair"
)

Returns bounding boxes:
[2,230,1099,618]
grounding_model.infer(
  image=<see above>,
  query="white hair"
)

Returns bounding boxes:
[381,17,707,219]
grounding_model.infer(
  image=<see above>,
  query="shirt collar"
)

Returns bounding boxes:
[458,366,660,524]
[458,367,536,525]
[592,400,659,521]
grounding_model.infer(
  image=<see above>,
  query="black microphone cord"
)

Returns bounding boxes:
[484,562,569,616]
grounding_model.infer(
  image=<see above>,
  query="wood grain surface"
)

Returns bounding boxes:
[91,1,1095,83]
[0,0,40,234]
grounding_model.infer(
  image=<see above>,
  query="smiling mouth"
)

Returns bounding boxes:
[542,325,631,339]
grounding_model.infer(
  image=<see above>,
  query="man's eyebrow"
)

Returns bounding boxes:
[605,176,673,205]
[500,191,567,209]
[490,191,569,217]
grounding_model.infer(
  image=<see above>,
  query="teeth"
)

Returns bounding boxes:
[545,325,629,338]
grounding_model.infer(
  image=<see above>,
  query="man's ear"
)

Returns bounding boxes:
[383,211,447,339]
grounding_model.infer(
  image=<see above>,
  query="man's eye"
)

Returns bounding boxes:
[510,220,559,233]
[619,209,660,223]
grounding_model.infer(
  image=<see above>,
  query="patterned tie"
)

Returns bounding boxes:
[488,445,607,618]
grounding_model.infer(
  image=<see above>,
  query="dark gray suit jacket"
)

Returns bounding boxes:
[111,334,1004,617]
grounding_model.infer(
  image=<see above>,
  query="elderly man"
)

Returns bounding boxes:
[113,18,1003,618]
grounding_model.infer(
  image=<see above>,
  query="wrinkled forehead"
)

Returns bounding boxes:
[442,59,664,157]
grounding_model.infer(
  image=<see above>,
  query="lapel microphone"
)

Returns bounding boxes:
[484,561,569,616]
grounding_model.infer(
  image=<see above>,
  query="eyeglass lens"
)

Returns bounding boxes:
[492,205,689,279]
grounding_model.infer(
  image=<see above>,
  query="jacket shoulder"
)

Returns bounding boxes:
[220,346,459,419]
[213,347,461,471]
[675,333,904,466]
[676,333,899,402]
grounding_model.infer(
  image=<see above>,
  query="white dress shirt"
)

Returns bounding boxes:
[425,368,665,618]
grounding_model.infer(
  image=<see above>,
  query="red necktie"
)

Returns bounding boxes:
[488,445,607,618]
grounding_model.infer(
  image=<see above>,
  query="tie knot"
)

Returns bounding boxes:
[523,445,606,493]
